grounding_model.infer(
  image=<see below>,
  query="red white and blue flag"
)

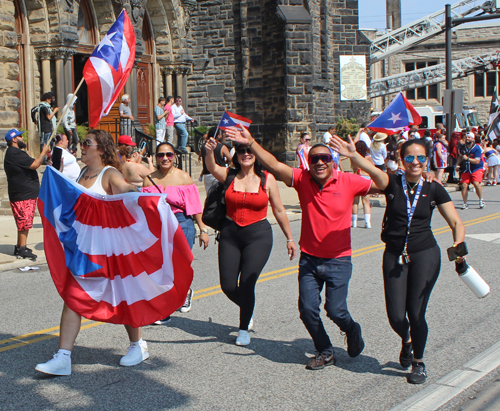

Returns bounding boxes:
[297,147,309,170]
[38,166,193,328]
[368,92,422,134]
[83,9,136,128]
[218,111,252,130]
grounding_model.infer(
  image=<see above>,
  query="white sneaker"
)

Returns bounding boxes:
[248,317,254,331]
[365,221,371,229]
[179,288,193,313]
[352,221,357,228]
[35,352,71,376]
[235,330,251,346]
[120,341,149,366]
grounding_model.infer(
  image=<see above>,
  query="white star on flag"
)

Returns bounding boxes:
[97,31,117,53]
[223,119,229,124]
[389,112,402,124]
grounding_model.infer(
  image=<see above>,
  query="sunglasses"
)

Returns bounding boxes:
[304,139,311,142]
[81,139,97,148]
[236,147,252,155]
[156,152,175,159]
[309,153,332,164]
[404,154,427,164]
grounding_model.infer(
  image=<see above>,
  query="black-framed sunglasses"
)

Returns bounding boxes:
[404,154,427,164]
[304,139,311,142]
[156,152,175,159]
[81,139,97,148]
[309,153,332,165]
[236,147,252,155]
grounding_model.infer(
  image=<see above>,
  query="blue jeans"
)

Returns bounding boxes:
[40,131,51,152]
[298,252,355,356]
[174,123,189,150]
[175,211,195,249]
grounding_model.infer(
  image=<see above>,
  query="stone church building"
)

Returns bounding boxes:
[0,0,370,157]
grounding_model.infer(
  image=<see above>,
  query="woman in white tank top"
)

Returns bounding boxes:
[36,130,149,376]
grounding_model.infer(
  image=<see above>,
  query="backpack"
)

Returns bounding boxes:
[202,168,238,231]
[31,105,39,125]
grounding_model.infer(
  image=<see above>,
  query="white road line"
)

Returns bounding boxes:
[391,341,500,411]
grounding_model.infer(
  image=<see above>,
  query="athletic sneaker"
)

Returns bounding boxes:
[235,330,251,346]
[14,245,19,257]
[305,352,335,370]
[352,221,357,228]
[119,341,149,366]
[153,316,171,325]
[461,203,469,210]
[479,199,485,209]
[365,222,371,229]
[179,288,193,313]
[345,322,365,357]
[399,341,413,369]
[248,317,254,331]
[407,361,427,384]
[35,352,71,376]
[17,246,37,261]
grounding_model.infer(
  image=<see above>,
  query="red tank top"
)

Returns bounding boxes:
[225,172,269,226]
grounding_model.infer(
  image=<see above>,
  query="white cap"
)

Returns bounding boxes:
[466,132,475,138]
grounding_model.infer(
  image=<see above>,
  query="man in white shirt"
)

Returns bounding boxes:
[322,126,335,144]
[119,94,134,137]
[171,96,194,154]
[354,123,371,148]
[52,134,80,181]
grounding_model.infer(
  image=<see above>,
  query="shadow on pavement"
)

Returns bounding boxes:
[0,333,191,410]
[0,244,14,256]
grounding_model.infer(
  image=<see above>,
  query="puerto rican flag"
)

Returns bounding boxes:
[368,92,422,134]
[297,147,309,170]
[38,166,193,328]
[218,111,252,130]
[83,9,136,128]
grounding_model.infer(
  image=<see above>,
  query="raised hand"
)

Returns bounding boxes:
[329,135,356,158]
[225,126,252,145]
[205,137,217,152]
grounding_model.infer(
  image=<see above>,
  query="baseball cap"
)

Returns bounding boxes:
[5,128,24,142]
[466,132,475,138]
[118,135,136,146]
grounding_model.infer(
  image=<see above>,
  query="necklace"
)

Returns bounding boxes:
[84,172,99,181]
[407,181,419,195]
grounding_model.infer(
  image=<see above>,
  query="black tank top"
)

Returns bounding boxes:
[201,142,227,174]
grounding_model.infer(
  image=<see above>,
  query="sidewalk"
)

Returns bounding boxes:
[0,181,460,273]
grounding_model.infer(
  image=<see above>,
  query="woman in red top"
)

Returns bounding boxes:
[205,137,297,346]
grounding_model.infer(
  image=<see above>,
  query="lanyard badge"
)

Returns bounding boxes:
[398,174,424,265]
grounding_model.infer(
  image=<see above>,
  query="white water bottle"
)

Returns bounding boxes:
[455,261,490,298]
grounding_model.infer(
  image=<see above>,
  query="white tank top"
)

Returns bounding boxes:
[77,166,113,195]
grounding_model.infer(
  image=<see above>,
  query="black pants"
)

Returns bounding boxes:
[383,245,441,359]
[218,219,273,330]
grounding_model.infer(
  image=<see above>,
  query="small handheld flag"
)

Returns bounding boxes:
[83,9,136,128]
[218,111,252,130]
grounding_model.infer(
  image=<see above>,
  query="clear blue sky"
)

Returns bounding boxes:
[358,0,473,30]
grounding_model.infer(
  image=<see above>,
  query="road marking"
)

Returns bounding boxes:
[391,340,500,411]
[1,212,499,353]
[466,233,500,243]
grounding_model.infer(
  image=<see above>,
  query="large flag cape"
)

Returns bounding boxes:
[83,9,136,128]
[218,111,252,130]
[38,167,193,328]
[368,92,422,134]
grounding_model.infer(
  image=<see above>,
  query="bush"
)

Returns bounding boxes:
[57,124,89,142]
[336,118,359,141]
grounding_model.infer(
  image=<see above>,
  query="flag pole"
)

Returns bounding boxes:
[46,77,86,147]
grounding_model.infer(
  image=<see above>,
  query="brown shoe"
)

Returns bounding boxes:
[305,352,335,370]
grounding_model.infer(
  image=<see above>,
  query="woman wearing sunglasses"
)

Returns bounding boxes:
[331,136,465,385]
[36,130,150,376]
[296,132,312,170]
[142,142,209,320]
[204,137,297,346]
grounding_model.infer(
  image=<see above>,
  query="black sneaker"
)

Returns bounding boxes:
[17,246,37,261]
[407,361,427,384]
[14,245,19,257]
[400,341,413,369]
[305,352,335,370]
[153,316,171,325]
[345,322,365,357]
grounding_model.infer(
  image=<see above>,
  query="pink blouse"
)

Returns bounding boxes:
[142,183,202,215]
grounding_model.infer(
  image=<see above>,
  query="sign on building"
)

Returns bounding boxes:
[340,56,367,101]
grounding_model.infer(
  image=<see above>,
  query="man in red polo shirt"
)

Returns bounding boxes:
[226,127,373,370]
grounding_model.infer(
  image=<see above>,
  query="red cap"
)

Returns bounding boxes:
[118,135,136,146]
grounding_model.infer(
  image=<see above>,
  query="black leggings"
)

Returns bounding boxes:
[383,244,441,359]
[218,219,273,330]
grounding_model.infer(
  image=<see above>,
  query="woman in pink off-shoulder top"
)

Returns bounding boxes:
[142,142,209,322]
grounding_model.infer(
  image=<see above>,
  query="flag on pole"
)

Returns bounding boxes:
[488,89,499,126]
[368,92,422,134]
[218,111,252,130]
[83,9,136,128]
[488,112,500,141]
[38,166,193,328]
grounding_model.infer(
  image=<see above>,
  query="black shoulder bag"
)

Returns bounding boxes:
[202,168,238,231]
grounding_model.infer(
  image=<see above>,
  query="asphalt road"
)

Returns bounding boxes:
[1,187,499,410]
